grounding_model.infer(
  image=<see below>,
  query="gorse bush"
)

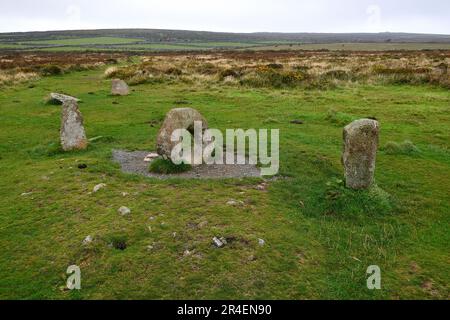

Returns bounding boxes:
[40,65,63,76]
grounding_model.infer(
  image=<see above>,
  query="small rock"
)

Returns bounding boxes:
[111,79,130,96]
[21,192,33,197]
[118,206,131,216]
[256,183,268,191]
[213,237,225,248]
[198,221,208,229]
[144,153,160,162]
[227,199,244,206]
[93,183,106,193]
[258,239,266,246]
[78,164,87,169]
[122,192,129,197]
[147,245,154,251]
[183,250,193,257]
[82,235,93,245]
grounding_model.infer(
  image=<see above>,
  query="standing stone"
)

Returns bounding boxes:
[342,119,379,190]
[111,79,130,96]
[60,100,88,151]
[156,108,208,160]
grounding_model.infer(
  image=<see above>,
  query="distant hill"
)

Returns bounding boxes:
[1,29,450,43]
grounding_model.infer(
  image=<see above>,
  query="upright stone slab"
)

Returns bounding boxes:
[156,108,207,160]
[111,79,130,96]
[342,119,379,190]
[60,100,88,151]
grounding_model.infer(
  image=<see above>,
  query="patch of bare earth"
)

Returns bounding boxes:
[112,150,261,179]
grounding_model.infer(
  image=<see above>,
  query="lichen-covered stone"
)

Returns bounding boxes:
[156,108,207,160]
[342,119,379,189]
[60,100,88,151]
[111,79,130,96]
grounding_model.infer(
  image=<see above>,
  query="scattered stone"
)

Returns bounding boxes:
[213,237,225,248]
[156,108,208,160]
[198,221,208,229]
[78,164,87,169]
[82,235,93,245]
[227,199,244,206]
[111,79,130,96]
[60,100,88,151]
[93,183,106,193]
[147,245,154,251]
[183,250,193,257]
[258,239,266,246]
[256,182,268,191]
[21,192,33,197]
[118,206,131,216]
[144,152,160,162]
[49,93,80,104]
[122,192,129,197]
[290,119,304,125]
[342,119,379,190]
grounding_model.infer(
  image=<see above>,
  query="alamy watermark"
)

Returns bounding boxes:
[366,265,381,290]
[66,265,81,290]
[170,121,280,176]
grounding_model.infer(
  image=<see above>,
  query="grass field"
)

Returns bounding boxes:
[0,54,449,299]
[253,42,450,51]
[21,37,145,46]
[2,33,450,52]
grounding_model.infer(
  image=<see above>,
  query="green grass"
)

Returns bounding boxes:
[0,64,449,299]
[149,158,192,174]
[21,37,145,46]
[251,42,450,51]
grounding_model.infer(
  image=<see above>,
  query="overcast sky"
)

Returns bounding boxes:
[1,0,449,34]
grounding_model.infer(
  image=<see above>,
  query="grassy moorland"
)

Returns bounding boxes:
[0,51,448,300]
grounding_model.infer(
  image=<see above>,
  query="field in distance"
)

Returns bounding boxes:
[1,29,450,52]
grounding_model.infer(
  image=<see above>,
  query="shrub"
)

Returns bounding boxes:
[323,69,350,80]
[149,158,192,174]
[240,67,307,88]
[383,140,420,155]
[40,65,63,76]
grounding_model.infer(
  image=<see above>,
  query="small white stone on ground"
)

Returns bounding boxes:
[258,239,266,246]
[183,250,192,257]
[144,153,160,162]
[93,183,106,193]
[118,206,131,216]
[83,235,93,245]
[213,237,225,248]
[21,192,33,197]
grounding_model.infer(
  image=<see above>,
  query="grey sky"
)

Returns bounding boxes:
[1,0,449,34]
